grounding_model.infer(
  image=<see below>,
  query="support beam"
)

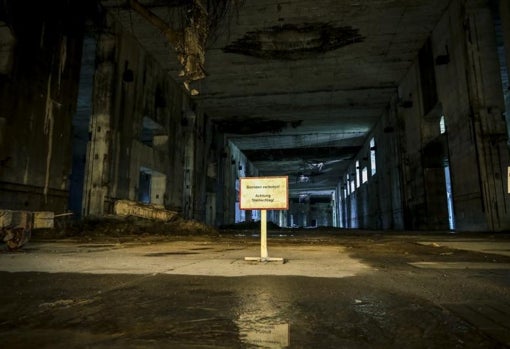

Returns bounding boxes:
[128,0,183,51]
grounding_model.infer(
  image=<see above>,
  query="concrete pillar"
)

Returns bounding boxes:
[0,118,5,159]
[0,22,15,74]
[182,107,196,219]
[82,32,116,216]
[151,172,166,206]
[464,0,510,231]
[205,193,216,226]
[500,0,510,82]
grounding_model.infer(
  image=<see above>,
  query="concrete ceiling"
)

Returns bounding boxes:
[101,0,451,197]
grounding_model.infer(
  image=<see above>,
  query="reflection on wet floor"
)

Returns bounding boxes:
[240,322,289,348]
[1,235,510,347]
[236,290,290,348]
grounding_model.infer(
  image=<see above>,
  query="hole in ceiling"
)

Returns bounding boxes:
[223,23,364,60]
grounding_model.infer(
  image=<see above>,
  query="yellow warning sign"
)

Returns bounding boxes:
[240,176,288,210]
[508,167,510,194]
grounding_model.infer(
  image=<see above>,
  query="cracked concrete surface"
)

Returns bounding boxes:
[0,240,372,277]
[1,232,509,348]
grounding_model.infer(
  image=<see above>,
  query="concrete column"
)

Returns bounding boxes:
[0,22,15,74]
[463,0,510,231]
[82,32,116,216]
[500,0,510,81]
[0,118,6,158]
[206,193,216,226]
[182,106,196,219]
[151,172,166,206]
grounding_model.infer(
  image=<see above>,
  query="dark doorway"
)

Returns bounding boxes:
[69,36,95,217]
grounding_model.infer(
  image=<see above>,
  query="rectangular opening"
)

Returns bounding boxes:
[140,117,166,147]
[362,167,368,184]
[370,138,377,176]
[138,168,151,204]
[138,167,166,205]
[355,160,360,188]
[444,165,455,230]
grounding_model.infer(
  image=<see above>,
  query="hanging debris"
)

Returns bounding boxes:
[128,0,204,94]
[127,0,243,94]
[178,1,207,82]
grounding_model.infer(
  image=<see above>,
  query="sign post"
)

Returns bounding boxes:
[240,176,288,263]
[260,209,268,259]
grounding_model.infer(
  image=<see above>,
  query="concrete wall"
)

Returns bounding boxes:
[0,1,87,213]
[431,0,509,231]
[189,108,216,222]
[340,102,404,230]
[340,0,510,232]
[82,15,215,222]
[218,140,259,225]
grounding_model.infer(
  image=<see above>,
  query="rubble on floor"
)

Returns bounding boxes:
[31,215,218,241]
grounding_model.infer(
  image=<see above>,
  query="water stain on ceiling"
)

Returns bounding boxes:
[223,23,364,60]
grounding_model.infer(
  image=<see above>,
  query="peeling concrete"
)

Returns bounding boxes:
[223,23,364,60]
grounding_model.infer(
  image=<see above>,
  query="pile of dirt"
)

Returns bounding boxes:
[219,220,281,230]
[33,215,218,240]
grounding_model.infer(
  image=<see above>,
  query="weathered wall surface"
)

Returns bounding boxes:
[340,0,510,232]
[429,0,509,231]
[0,1,87,213]
[218,140,259,225]
[397,63,430,230]
[82,16,216,222]
[188,106,216,222]
[340,101,404,230]
[429,0,485,230]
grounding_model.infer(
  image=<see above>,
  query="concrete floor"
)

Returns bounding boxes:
[1,231,509,348]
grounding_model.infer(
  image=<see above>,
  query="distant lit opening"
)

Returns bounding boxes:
[444,165,456,230]
[440,115,455,230]
[350,193,358,228]
[440,115,446,134]
[140,117,166,147]
[362,167,368,184]
[299,193,309,203]
[235,179,244,223]
[138,168,151,204]
[355,161,360,188]
[235,202,245,223]
[350,173,356,193]
[346,175,351,195]
[138,167,166,205]
[370,138,376,175]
